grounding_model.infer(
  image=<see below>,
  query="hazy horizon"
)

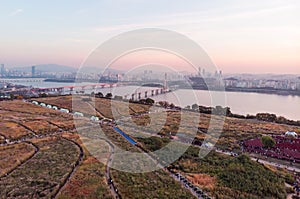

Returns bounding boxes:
[3,63,300,76]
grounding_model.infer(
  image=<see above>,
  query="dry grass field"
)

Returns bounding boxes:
[57,133,113,199]
[57,156,112,199]
[0,137,80,198]
[110,168,194,199]
[119,109,300,151]
[1,97,299,198]
[0,142,36,177]
[0,121,32,140]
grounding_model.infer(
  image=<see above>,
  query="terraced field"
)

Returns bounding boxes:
[57,133,113,199]
[0,121,32,140]
[57,156,112,199]
[2,97,299,198]
[0,137,80,198]
[0,100,75,140]
[0,142,36,177]
[33,95,150,120]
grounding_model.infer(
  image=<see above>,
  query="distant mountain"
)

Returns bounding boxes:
[79,66,124,74]
[13,64,77,73]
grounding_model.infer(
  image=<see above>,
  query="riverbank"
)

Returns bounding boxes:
[187,85,300,97]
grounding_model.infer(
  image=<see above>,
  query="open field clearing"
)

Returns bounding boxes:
[0,142,36,177]
[0,137,80,199]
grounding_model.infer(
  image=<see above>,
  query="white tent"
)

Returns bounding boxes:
[203,142,214,149]
[91,116,99,121]
[60,108,70,113]
[32,101,39,105]
[285,131,297,137]
[74,112,84,117]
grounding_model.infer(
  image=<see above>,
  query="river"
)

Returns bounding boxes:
[4,79,300,121]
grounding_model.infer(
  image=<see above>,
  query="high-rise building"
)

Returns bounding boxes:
[198,67,202,76]
[202,69,206,77]
[1,64,5,77]
[31,66,36,77]
[214,70,218,77]
[163,73,168,91]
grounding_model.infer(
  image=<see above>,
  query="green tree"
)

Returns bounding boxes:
[95,92,103,98]
[169,103,175,109]
[105,93,113,99]
[185,105,191,110]
[145,98,155,105]
[261,136,276,148]
[38,93,47,98]
[191,104,199,110]
[9,94,15,100]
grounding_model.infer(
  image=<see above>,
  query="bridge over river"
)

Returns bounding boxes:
[30,83,170,100]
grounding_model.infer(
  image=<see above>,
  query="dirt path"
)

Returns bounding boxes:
[85,101,121,198]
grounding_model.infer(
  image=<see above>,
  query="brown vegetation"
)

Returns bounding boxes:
[0,143,36,177]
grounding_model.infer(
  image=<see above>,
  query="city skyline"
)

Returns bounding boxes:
[0,0,299,74]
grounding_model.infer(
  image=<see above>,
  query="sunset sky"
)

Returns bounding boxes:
[0,0,299,74]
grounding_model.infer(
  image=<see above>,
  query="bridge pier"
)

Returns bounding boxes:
[138,93,141,100]
[145,91,148,98]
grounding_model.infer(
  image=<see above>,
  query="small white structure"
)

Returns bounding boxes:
[40,103,46,107]
[74,112,84,117]
[52,106,58,110]
[60,108,70,113]
[90,116,100,121]
[46,104,52,109]
[32,101,39,105]
[203,142,214,149]
[285,131,297,137]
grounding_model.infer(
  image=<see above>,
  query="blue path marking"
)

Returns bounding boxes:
[113,127,137,145]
